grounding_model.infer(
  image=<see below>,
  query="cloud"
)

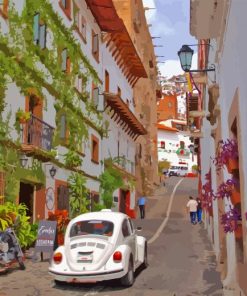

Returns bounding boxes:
[159,53,198,79]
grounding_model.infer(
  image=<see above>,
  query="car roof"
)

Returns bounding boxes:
[69,211,128,225]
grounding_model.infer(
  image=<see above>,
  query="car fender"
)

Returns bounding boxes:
[104,244,132,274]
[136,236,146,263]
[49,246,67,271]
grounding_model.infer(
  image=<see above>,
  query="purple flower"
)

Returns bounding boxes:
[221,207,241,233]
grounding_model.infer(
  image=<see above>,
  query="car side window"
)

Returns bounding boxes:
[122,219,131,237]
[128,218,134,234]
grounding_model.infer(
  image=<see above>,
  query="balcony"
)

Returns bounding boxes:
[21,115,54,152]
[105,157,136,177]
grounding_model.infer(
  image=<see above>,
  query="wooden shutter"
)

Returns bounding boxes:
[60,114,66,139]
[61,49,67,71]
[39,24,46,49]
[92,33,98,54]
[92,87,99,106]
[33,13,40,44]
[57,185,69,211]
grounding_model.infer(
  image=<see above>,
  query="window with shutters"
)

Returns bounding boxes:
[92,30,99,62]
[90,192,99,211]
[91,82,99,106]
[0,0,8,19]
[74,8,87,43]
[57,185,69,211]
[33,13,47,49]
[91,134,99,164]
[59,0,72,20]
[160,141,165,149]
[61,48,70,73]
[59,113,69,144]
[0,172,5,205]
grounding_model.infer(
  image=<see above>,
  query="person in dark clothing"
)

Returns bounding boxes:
[196,197,202,224]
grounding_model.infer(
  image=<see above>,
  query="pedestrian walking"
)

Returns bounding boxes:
[186,196,198,224]
[196,197,202,224]
[137,195,146,219]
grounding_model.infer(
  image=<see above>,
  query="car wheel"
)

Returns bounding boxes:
[143,243,148,269]
[121,257,134,287]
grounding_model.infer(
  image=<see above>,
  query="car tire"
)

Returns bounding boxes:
[142,243,148,269]
[121,256,134,287]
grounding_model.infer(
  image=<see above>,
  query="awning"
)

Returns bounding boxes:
[104,92,147,140]
[85,0,147,83]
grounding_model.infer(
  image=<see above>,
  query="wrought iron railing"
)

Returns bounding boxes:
[22,115,54,151]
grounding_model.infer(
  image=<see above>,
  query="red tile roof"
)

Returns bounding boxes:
[157,123,178,132]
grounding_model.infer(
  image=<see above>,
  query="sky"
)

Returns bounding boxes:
[142,0,198,78]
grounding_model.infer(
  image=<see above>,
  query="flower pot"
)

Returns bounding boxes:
[235,223,242,239]
[231,189,241,205]
[226,158,239,173]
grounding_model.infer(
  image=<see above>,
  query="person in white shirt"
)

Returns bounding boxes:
[186,196,198,224]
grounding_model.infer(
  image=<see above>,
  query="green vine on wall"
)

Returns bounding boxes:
[0,0,108,154]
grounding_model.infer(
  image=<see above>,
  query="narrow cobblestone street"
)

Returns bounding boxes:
[0,177,223,296]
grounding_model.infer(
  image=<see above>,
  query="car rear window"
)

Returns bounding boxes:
[70,220,114,238]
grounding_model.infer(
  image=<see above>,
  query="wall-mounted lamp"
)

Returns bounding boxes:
[19,154,28,168]
[49,166,57,178]
[177,44,215,73]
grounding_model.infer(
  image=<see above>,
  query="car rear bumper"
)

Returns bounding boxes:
[49,267,125,283]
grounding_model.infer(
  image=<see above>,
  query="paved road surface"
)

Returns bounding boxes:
[0,177,223,296]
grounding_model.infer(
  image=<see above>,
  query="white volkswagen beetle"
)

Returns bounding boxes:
[49,209,148,286]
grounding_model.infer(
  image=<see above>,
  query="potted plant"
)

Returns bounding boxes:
[215,178,240,205]
[221,207,241,234]
[213,139,238,173]
[15,109,31,124]
[47,210,70,246]
[201,179,215,213]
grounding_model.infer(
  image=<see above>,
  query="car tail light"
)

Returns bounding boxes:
[113,251,122,262]
[53,252,62,264]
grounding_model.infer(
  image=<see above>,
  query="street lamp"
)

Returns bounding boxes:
[177,44,215,73]
[49,166,57,178]
[19,154,28,168]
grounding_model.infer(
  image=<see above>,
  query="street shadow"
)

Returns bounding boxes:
[53,265,147,292]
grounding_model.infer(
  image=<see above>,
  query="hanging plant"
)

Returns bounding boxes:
[213,139,238,173]
[221,206,241,233]
[215,178,239,200]
[64,150,82,168]
[15,109,31,124]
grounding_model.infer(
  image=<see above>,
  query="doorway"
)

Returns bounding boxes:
[119,189,127,213]
[19,182,34,222]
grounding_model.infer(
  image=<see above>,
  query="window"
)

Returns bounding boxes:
[160,141,165,149]
[91,134,99,163]
[74,9,87,42]
[59,114,67,140]
[92,83,99,106]
[128,218,134,234]
[59,0,71,20]
[81,16,87,41]
[92,31,99,61]
[75,74,82,93]
[61,48,70,73]
[105,70,109,92]
[122,219,131,237]
[70,220,114,237]
[0,0,8,18]
[180,141,185,149]
[57,185,69,211]
[33,13,47,49]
